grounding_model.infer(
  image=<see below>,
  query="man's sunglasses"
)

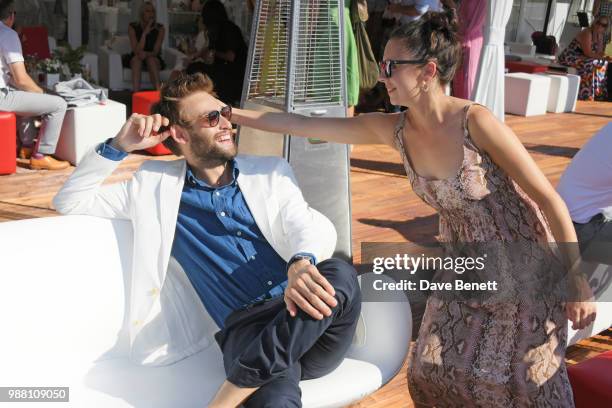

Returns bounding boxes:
[379,59,427,78]
[158,105,232,133]
[198,105,232,128]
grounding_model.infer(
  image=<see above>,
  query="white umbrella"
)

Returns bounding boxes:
[472,0,514,121]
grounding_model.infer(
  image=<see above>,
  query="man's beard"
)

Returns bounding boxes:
[188,130,237,164]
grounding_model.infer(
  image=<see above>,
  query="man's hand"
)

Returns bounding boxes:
[110,113,171,153]
[284,260,337,320]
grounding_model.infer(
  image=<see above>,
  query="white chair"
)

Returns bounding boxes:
[0,215,412,407]
[538,73,569,113]
[505,73,551,116]
[99,36,185,91]
[54,100,127,165]
[564,73,580,112]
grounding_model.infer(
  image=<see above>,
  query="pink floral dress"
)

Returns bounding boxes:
[395,105,574,407]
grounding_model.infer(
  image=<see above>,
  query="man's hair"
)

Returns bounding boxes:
[0,0,15,21]
[151,72,216,156]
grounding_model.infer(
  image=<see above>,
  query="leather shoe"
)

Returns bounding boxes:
[18,146,33,160]
[30,155,70,170]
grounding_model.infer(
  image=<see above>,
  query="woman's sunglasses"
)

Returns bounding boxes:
[379,59,427,78]
[597,20,609,28]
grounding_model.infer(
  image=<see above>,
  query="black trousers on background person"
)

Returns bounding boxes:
[214,258,362,408]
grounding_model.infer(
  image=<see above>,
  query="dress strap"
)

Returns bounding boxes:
[462,103,481,137]
[394,111,407,146]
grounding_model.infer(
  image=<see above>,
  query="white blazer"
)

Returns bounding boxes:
[53,149,337,366]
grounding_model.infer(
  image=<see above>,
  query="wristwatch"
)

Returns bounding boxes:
[287,253,315,271]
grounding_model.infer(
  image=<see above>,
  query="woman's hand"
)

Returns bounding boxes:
[566,301,597,330]
[565,274,597,330]
[143,20,154,35]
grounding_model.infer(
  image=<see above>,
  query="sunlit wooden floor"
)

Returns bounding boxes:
[1,101,611,407]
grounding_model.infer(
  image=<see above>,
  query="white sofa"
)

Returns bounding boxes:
[0,215,412,407]
[99,36,185,91]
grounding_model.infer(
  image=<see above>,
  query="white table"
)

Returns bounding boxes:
[55,99,126,165]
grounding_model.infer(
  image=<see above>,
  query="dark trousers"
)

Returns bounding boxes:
[214,258,362,408]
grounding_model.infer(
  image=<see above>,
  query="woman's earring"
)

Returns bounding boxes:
[421,82,430,93]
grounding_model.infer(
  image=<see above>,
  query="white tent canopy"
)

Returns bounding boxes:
[472,0,514,121]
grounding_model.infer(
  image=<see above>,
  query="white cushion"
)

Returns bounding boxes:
[505,73,551,116]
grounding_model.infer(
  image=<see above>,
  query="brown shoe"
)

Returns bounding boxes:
[18,146,33,160]
[30,155,70,170]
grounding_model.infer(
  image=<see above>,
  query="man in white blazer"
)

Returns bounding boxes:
[53,73,361,407]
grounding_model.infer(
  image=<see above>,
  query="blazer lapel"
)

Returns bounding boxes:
[159,159,187,283]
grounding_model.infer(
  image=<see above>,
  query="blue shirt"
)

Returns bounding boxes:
[96,142,314,328]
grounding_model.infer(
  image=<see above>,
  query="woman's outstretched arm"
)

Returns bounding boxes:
[232,108,398,146]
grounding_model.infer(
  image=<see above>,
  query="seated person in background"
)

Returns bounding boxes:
[0,0,68,170]
[557,123,612,263]
[53,73,361,407]
[182,16,210,67]
[558,15,610,101]
[186,0,247,105]
[123,1,165,91]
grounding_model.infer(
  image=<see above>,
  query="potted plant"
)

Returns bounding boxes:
[37,57,62,88]
[54,44,88,80]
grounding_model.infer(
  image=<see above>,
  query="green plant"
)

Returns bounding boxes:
[54,44,87,75]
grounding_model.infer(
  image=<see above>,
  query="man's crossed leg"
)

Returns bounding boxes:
[214,258,361,407]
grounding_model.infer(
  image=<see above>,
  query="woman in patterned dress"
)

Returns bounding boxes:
[232,10,596,407]
[558,15,610,101]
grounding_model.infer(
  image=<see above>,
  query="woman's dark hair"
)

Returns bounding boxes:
[389,9,462,85]
[200,0,229,47]
[200,0,229,27]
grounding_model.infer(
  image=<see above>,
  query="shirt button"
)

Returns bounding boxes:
[237,231,242,236]
[220,211,226,217]
[267,281,273,286]
[149,287,159,296]
[251,255,256,260]
[215,191,220,196]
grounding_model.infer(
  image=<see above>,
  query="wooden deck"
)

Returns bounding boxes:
[1,101,611,407]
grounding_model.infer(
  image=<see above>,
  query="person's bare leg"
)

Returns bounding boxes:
[146,56,161,90]
[208,381,258,408]
[130,57,142,91]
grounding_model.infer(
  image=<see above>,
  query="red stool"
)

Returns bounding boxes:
[0,112,17,175]
[506,60,549,74]
[567,350,612,407]
[131,91,171,156]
